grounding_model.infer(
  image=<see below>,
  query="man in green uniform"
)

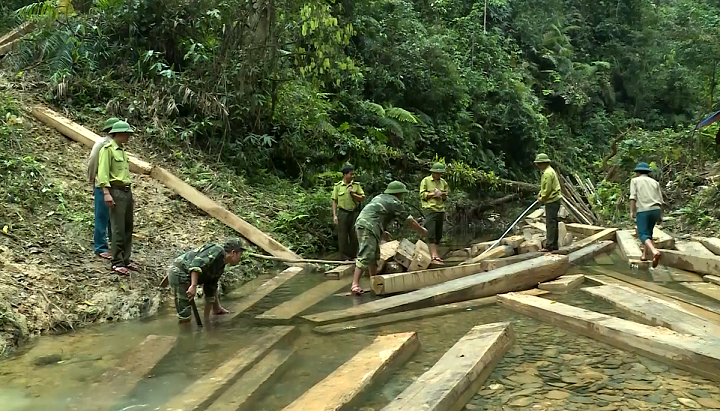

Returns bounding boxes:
[351,181,428,295]
[88,117,119,260]
[534,153,562,252]
[419,162,449,263]
[96,121,137,275]
[167,238,246,322]
[331,165,365,261]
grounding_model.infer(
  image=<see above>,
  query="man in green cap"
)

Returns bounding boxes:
[97,121,137,275]
[629,162,664,267]
[419,162,449,263]
[350,181,428,295]
[534,153,562,251]
[87,117,119,260]
[331,165,365,261]
[167,238,245,322]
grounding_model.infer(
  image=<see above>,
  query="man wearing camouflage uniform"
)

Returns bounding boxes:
[167,237,246,322]
[351,181,427,295]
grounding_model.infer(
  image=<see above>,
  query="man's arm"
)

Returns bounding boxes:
[187,269,199,299]
[332,199,338,225]
[538,172,549,203]
[629,179,637,218]
[408,217,429,237]
[419,178,432,200]
[352,185,366,203]
[630,199,637,218]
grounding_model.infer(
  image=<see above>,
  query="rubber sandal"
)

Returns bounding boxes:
[431,257,445,265]
[652,252,662,268]
[351,286,367,296]
[539,248,551,253]
[127,262,140,271]
[112,265,130,275]
[96,252,111,260]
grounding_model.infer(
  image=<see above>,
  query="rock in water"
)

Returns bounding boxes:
[32,354,62,366]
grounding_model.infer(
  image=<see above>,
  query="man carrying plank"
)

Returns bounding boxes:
[167,237,246,322]
[629,162,665,267]
[87,117,119,260]
[331,165,365,261]
[351,181,427,295]
[419,162,449,264]
[534,153,562,252]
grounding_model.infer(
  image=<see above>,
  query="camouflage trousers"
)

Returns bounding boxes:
[355,226,380,269]
[167,266,215,322]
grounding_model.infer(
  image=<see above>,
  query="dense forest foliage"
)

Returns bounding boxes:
[3,0,720,248]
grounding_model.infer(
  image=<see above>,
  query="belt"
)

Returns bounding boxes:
[110,182,131,191]
[338,207,358,213]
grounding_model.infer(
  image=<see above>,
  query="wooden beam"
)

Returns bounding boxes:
[163,326,297,411]
[381,323,515,411]
[303,254,569,324]
[501,235,525,249]
[616,229,642,261]
[256,277,352,321]
[583,284,720,339]
[567,241,615,265]
[680,282,720,304]
[281,332,420,411]
[408,240,431,271]
[653,227,675,249]
[665,267,704,282]
[593,253,614,265]
[705,275,720,286]
[556,228,618,255]
[662,249,720,276]
[698,237,720,256]
[377,240,400,272]
[675,241,715,257]
[459,244,514,266]
[0,38,19,56]
[206,349,294,411]
[223,267,304,320]
[483,252,545,271]
[565,223,609,236]
[0,22,35,47]
[73,335,176,411]
[325,264,354,280]
[539,274,584,293]
[394,239,415,268]
[497,293,720,383]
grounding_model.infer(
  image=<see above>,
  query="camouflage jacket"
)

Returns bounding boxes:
[355,193,412,239]
[173,243,227,285]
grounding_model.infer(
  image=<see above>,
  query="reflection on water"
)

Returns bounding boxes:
[2,257,720,410]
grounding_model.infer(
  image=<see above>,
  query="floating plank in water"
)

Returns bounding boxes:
[381,323,514,411]
[206,349,295,411]
[539,274,584,293]
[674,241,715,257]
[72,335,176,411]
[256,278,352,321]
[281,332,420,411]
[698,237,720,256]
[705,275,720,286]
[497,293,720,383]
[567,241,615,265]
[565,223,609,236]
[325,265,354,280]
[582,284,720,339]
[665,267,704,282]
[163,326,297,411]
[223,267,304,320]
[662,250,720,276]
[303,254,569,324]
[680,282,720,304]
[593,253,614,265]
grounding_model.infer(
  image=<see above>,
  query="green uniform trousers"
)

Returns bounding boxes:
[355,226,380,269]
[423,211,445,245]
[544,200,561,251]
[337,208,359,259]
[168,266,193,321]
[109,187,134,267]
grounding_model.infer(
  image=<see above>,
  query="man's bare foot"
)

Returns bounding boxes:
[652,251,662,268]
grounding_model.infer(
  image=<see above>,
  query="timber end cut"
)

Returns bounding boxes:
[394,239,416,268]
[662,250,720,276]
[408,240,432,271]
[698,237,720,256]
[538,274,584,293]
[377,240,400,272]
[653,227,675,249]
[325,265,354,280]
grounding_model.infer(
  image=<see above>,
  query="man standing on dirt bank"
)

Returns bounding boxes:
[350,181,428,295]
[331,165,365,261]
[87,117,119,260]
[96,121,138,275]
[534,153,562,252]
[167,238,245,322]
[419,162,449,264]
[630,162,664,267]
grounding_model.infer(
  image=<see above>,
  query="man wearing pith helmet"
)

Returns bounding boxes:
[96,121,137,275]
[534,153,562,252]
[419,162,449,264]
[629,162,664,267]
[87,117,119,260]
[350,181,428,295]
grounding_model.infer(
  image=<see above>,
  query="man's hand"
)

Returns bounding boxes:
[348,185,354,193]
[433,188,442,198]
[333,215,339,225]
[214,306,230,315]
[104,193,115,209]
[186,284,197,300]
[630,212,636,219]
[382,231,392,242]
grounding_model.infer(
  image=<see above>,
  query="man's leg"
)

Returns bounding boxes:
[337,209,350,260]
[168,268,192,323]
[545,201,560,251]
[109,188,128,267]
[352,227,378,293]
[123,190,134,267]
[348,210,359,259]
[424,211,437,258]
[93,187,110,255]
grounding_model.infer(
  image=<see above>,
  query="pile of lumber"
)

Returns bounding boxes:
[375,239,436,275]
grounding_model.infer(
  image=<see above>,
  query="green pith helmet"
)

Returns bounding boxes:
[109,121,134,134]
[634,162,651,172]
[384,181,409,194]
[534,153,551,163]
[224,237,246,252]
[430,162,446,173]
[103,117,120,132]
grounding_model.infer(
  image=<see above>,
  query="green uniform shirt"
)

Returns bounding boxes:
[355,193,413,240]
[419,176,449,212]
[539,166,562,204]
[173,243,227,289]
[331,180,365,211]
[96,139,131,187]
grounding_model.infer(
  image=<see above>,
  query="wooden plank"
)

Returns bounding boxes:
[666,267,704,282]
[256,278,352,320]
[675,241,715,257]
[73,335,176,410]
[650,265,673,283]
[377,240,400,272]
[556,228,618,255]
[469,240,496,256]
[616,229,642,261]
[698,237,720,256]
[281,332,420,411]
[408,240,432,271]
[483,252,544,271]
[497,293,720,383]
[539,274,584,293]
[527,221,547,232]
[0,38,19,56]
[565,223,609,236]
[593,253,614,265]
[705,275,720,286]
[653,227,675,249]
[567,241,615,265]
[325,265,354,280]
[206,349,294,411]
[501,235,525,249]
[527,208,544,220]
[460,244,514,266]
[163,326,297,411]
[224,267,304,320]
[382,261,405,273]
[394,239,415,268]
[0,22,35,47]
[519,239,542,254]
[662,249,720,276]
[680,282,720,304]
[381,323,515,411]
[583,285,720,339]
[303,254,569,324]
[558,222,569,246]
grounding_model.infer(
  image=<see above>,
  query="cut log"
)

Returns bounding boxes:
[483,252,545,271]
[616,230,642,261]
[256,278,352,320]
[381,323,515,411]
[497,293,720,383]
[680,282,720,304]
[527,221,547,232]
[224,267,304,320]
[163,326,297,411]
[382,261,405,274]
[460,245,514,266]
[539,274,585,293]
[0,39,19,56]
[558,222,568,245]
[675,241,715,257]
[565,223,609,237]
[562,232,574,247]
[72,335,176,411]
[281,332,420,411]
[408,240,432,271]
[567,241,615,265]
[325,265,354,280]
[705,275,720,286]
[583,285,720,339]
[518,239,542,254]
[527,208,544,220]
[653,227,675,249]
[377,240,400,272]
[394,239,416,268]
[501,235,525,249]
[206,349,294,411]
[303,254,569,324]
[698,237,720,256]
[661,250,720,276]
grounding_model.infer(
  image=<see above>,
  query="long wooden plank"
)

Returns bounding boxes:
[256,277,352,320]
[206,349,294,411]
[698,237,720,256]
[556,228,618,255]
[72,335,176,411]
[314,290,548,334]
[539,274,584,292]
[666,267,704,282]
[303,255,569,324]
[680,282,720,304]
[567,241,615,265]
[616,229,642,260]
[381,323,515,411]
[583,285,720,339]
[675,241,715,257]
[325,264,354,280]
[225,267,304,320]
[0,22,35,47]
[0,38,19,56]
[565,223,609,236]
[483,252,544,271]
[653,227,675,249]
[705,275,720,286]
[497,293,720,382]
[282,332,420,411]
[459,245,514,266]
[163,326,296,411]
[662,249,720,276]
